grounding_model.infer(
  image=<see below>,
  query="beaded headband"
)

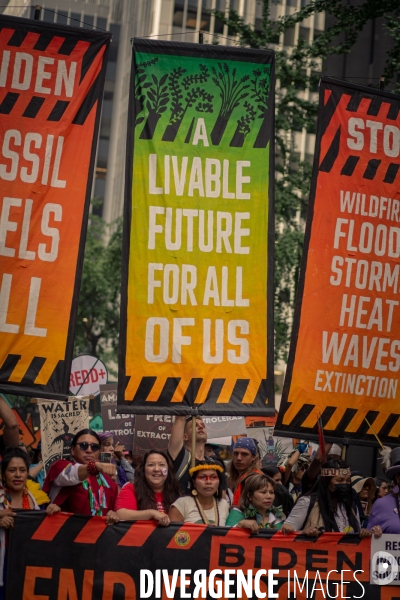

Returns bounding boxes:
[320,468,351,477]
[189,464,224,475]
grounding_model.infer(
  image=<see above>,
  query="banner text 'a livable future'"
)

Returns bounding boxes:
[119,40,275,415]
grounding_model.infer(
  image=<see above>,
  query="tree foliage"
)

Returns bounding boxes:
[73,209,122,371]
[214,0,400,362]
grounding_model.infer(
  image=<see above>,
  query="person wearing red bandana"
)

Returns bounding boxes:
[43,429,119,523]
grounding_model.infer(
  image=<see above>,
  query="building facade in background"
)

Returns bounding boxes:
[2,0,324,222]
[3,1,391,223]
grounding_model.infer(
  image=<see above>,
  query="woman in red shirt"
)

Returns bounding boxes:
[115,450,180,526]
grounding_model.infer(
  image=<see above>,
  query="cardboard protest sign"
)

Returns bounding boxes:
[99,383,134,451]
[203,415,246,439]
[119,40,275,415]
[133,414,173,454]
[0,15,110,399]
[276,78,400,445]
[38,397,89,473]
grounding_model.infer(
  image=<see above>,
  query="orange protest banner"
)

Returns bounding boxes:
[0,16,110,399]
[276,78,400,445]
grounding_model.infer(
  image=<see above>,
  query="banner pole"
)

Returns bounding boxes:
[34,5,41,20]
[191,415,196,468]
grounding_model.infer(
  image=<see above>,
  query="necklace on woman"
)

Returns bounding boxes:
[3,486,30,509]
[194,496,219,525]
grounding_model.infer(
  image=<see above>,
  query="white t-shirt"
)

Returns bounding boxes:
[172,496,230,525]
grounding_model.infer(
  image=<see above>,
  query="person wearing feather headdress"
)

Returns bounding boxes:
[169,459,229,525]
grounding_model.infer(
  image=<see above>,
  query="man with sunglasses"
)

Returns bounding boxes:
[43,429,119,523]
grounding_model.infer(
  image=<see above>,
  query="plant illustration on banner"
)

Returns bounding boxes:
[134,56,271,148]
[134,57,159,129]
[162,64,213,142]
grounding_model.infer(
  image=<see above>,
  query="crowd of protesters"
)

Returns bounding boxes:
[1,407,400,596]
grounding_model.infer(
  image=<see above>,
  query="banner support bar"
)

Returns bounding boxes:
[34,5,41,20]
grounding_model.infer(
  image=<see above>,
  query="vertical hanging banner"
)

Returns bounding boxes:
[276,78,400,445]
[0,15,110,399]
[119,40,275,415]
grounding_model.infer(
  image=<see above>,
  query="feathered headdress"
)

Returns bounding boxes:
[380,446,392,472]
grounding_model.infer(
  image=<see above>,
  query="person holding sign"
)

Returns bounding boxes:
[43,429,119,523]
[168,416,208,495]
[168,459,229,526]
[115,450,180,526]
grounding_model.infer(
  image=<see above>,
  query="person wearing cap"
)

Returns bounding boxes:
[351,475,376,527]
[368,447,400,533]
[228,438,262,506]
[281,459,382,539]
[169,459,229,525]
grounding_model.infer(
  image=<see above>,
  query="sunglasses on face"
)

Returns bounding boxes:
[76,442,100,452]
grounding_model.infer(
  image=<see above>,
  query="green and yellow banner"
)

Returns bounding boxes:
[119,40,275,414]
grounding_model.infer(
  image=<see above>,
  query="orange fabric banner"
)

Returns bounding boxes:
[277,78,400,445]
[0,15,110,398]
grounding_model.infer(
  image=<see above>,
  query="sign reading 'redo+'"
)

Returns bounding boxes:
[119,39,275,415]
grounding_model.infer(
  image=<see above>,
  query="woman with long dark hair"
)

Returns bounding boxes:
[281,459,381,538]
[0,448,61,600]
[43,428,119,521]
[115,450,180,526]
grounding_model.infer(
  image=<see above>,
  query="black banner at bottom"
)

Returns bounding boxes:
[5,512,397,599]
